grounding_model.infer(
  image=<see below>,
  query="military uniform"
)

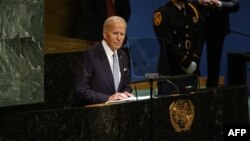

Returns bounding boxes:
[153,1,204,76]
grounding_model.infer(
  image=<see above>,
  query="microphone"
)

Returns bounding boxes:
[165,79,180,94]
[145,73,159,80]
[158,74,180,95]
[133,85,138,101]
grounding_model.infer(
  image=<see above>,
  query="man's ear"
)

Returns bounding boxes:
[103,31,107,40]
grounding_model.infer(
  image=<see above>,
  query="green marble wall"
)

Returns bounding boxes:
[0,0,44,107]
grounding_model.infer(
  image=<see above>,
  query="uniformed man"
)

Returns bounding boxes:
[153,0,204,76]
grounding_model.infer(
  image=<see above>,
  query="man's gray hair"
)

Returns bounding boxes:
[103,16,127,32]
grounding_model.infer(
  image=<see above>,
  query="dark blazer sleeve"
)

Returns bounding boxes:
[221,0,239,13]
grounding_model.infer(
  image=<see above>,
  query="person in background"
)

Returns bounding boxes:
[75,0,131,42]
[74,16,133,105]
[153,0,204,76]
[199,0,240,88]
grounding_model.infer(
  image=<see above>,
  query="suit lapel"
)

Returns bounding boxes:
[97,44,116,91]
[117,50,127,90]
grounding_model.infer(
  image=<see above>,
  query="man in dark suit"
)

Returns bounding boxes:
[74,0,131,42]
[200,0,240,87]
[74,16,133,105]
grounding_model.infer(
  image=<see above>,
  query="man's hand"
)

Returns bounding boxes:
[199,0,221,8]
[108,91,134,101]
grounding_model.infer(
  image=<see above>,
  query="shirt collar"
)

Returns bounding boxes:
[102,40,117,57]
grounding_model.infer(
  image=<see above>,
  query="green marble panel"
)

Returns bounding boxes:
[0,0,44,107]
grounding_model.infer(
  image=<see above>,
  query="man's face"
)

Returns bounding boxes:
[104,22,126,51]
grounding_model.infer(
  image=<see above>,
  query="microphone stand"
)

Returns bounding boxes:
[145,73,159,141]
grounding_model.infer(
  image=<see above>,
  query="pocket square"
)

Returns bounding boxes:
[124,68,128,71]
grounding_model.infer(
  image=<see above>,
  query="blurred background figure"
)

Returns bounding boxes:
[74,0,131,42]
[199,0,240,88]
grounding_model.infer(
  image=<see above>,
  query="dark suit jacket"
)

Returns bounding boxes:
[205,0,239,37]
[74,42,132,105]
[74,0,131,41]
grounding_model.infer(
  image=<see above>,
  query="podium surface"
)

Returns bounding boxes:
[0,85,249,141]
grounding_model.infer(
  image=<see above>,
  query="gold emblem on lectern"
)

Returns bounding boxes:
[169,99,194,132]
